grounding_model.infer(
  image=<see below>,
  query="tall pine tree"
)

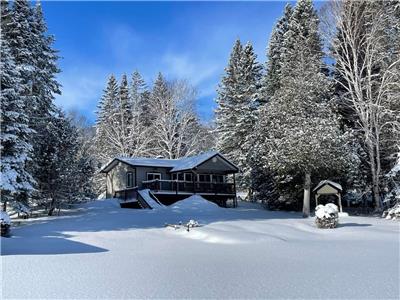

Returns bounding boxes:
[258,0,352,216]
[0,38,35,210]
[216,40,263,193]
[262,4,293,101]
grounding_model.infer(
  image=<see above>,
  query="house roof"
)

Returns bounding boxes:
[99,151,239,173]
[313,180,343,192]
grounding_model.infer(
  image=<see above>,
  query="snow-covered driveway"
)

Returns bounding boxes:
[1,198,399,299]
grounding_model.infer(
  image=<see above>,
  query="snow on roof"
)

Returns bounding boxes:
[118,157,178,168]
[170,151,220,172]
[100,151,236,173]
[313,180,343,192]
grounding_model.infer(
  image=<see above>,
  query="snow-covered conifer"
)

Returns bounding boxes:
[0,39,35,210]
[95,75,121,162]
[262,4,293,100]
[33,110,79,215]
[216,40,263,191]
[258,0,352,216]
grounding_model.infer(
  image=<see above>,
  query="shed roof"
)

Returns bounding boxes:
[313,180,343,193]
[99,151,239,173]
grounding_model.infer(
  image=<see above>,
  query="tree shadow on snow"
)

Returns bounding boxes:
[1,233,108,256]
[1,200,306,256]
[337,222,372,228]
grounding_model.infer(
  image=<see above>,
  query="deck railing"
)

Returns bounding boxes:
[114,187,138,201]
[142,179,235,195]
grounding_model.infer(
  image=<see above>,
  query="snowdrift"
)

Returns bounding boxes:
[169,195,220,212]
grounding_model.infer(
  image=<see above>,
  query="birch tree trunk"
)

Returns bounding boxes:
[367,141,381,209]
[303,173,311,217]
[320,0,400,211]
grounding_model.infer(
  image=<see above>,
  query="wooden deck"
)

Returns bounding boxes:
[142,179,236,196]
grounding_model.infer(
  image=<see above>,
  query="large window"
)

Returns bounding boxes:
[213,175,224,183]
[147,172,161,181]
[198,174,211,182]
[172,173,191,181]
[126,172,134,188]
[184,173,193,182]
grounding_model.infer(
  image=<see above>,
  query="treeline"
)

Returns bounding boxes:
[1,0,95,215]
[94,72,214,162]
[92,72,215,191]
[215,0,400,215]
[1,0,398,217]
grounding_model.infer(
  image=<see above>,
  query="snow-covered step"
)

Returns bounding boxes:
[137,189,165,209]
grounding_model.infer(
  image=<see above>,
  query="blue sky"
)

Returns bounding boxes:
[42,1,296,123]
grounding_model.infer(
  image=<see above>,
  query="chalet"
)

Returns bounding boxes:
[99,151,239,208]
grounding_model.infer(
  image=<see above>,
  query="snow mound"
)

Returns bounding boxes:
[170,195,220,212]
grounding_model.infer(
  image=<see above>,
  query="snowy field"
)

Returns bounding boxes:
[1,197,399,299]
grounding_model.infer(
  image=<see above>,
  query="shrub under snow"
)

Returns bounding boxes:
[315,204,339,229]
[1,211,11,237]
[382,203,400,220]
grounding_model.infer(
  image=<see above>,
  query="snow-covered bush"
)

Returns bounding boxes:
[315,204,339,229]
[382,203,400,221]
[383,154,400,209]
[1,211,11,237]
[11,202,31,218]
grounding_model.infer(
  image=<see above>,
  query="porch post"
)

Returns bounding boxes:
[192,171,196,194]
[105,172,108,198]
[233,173,237,208]
[338,193,343,213]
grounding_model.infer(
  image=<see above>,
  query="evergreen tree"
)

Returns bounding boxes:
[251,5,293,205]
[258,0,352,216]
[2,0,61,206]
[262,4,293,101]
[216,40,262,192]
[0,38,35,210]
[30,1,61,117]
[215,40,243,162]
[128,71,153,157]
[33,110,79,215]
[95,75,120,162]
[116,74,131,154]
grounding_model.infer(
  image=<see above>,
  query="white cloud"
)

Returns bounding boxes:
[162,52,222,85]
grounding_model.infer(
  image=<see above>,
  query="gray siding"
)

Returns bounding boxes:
[196,156,236,173]
[136,166,171,188]
[106,162,136,198]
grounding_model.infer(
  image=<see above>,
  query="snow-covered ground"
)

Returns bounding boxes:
[1,196,399,299]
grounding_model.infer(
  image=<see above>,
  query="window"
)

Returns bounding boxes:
[172,173,177,180]
[147,172,161,181]
[184,173,193,182]
[126,172,134,188]
[213,175,224,183]
[198,174,211,182]
[178,173,184,181]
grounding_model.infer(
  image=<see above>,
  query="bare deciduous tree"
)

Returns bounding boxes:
[322,0,400,209]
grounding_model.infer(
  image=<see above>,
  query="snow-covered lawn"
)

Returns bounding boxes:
[1,197,399,299]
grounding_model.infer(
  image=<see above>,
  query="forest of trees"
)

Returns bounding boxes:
[215,0,400,215]
[1,0,399,217]
[1,0,95,215]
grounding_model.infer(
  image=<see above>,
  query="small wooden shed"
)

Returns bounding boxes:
[313,180,343,212]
